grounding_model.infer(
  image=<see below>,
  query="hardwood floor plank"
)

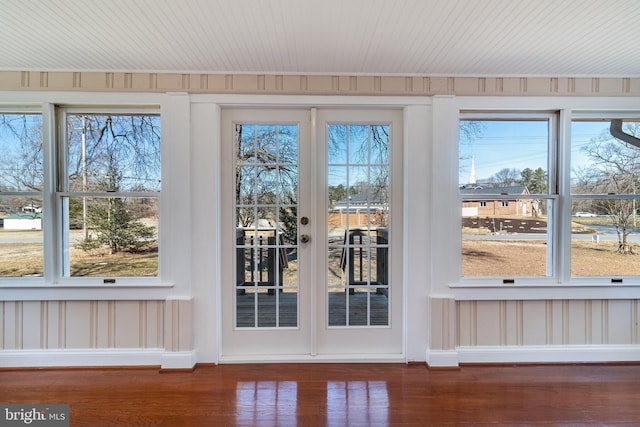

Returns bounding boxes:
[1,363,640,426]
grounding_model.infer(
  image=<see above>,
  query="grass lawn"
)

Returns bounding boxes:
[463,240,640,277]
[0,230,157,277]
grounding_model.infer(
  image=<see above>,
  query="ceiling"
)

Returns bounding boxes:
[2,0,639,77]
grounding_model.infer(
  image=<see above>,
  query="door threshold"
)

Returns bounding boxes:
[218,354,406,364]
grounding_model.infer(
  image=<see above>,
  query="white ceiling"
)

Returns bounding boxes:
[2,0,640,77]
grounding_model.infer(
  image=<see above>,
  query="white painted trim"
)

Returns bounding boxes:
[218,354,406,364]
[426,350,460,368]
[160,351,197,370]
[458,345,640,364]
[0,349,164,368]
[428,345,640,367]
[0,349,198,369]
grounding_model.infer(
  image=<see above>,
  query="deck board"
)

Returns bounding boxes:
[236,291,389,327]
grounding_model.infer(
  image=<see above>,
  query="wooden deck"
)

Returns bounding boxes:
[236,291,389,327]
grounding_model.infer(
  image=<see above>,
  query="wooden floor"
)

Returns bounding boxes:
[2,363,640,426]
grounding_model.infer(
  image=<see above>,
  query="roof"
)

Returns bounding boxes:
[4,213,42,220]
[1,1,639,77]
[459,185,528,196]
[334,194,387,206]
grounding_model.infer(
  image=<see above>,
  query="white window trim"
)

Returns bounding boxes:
[54,107,162,285]
[444,96,640,300]
[0,92,181,301]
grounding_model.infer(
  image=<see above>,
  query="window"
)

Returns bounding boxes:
[460,112,640,283]
[0,107,161,282]
[459,114,556,279]
[59,111,161,278]
[0,112,44,277]
[571,118,640,277]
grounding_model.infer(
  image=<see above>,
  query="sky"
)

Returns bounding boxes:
[458,119,615,186]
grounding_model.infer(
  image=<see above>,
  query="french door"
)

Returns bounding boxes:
[220,108,403,361]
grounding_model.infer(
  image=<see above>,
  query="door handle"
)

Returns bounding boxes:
[300,234,310,244]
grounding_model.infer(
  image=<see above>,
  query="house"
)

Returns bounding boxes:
[0,1,639,382]
[3,213,42,230]
[460,185,534,217]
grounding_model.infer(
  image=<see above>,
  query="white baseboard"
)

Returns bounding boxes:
[161,351,197,369]
[426,350,459,367]
[428,345,640,368]
[0,349,196,369]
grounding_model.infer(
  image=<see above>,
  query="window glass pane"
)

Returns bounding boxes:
[0,195,43,277]
[459,120,549,192]
[571,198,640,276]
[460,118,552,279]
[65,114,161,192]
[0,114,43,192]
[571,120,640,277]
[571,120,640,195]
[64,196,158,277]
[462,199,553,277]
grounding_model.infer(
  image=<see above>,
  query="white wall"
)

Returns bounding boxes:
[0,72,639,369]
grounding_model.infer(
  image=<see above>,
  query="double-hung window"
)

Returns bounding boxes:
[0,111,44,277]
[571,116,640,279]
[58,110,161,279]
[460,111,640,284]
[459,113,557,280]
[1,107,161,282]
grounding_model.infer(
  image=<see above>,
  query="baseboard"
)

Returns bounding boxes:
[458,345,640,364]
[160,351,197,370]
[428,345,640,368]
[0,349,196,370]
[426,350,460,368]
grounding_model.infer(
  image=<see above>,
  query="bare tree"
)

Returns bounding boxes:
[234,124,298,241]
[490,168,521,187]
[0,114,43,193]
[580,122,640,252]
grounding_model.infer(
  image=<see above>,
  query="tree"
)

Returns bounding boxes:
[235,124,298,243]
[78,163,155,254]
[579,122,640,252]
[328,184,347,206]
[518,167,547,193]
[490,168,520,187]
[68,114,160,255]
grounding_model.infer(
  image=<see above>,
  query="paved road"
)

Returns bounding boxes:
[465,224,640,243]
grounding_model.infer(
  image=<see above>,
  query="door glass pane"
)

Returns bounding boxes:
[327,124,390,327]
[234,123,298,328]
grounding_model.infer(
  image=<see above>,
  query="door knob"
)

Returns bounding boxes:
[300,234,310,243]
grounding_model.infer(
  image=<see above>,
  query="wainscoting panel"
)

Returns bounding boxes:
[456,299,640,347]
[0,300,165,351]
[429,297,640,366]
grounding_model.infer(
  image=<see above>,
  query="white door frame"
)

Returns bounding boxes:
[218,104,406,362]
[190,95,434,364]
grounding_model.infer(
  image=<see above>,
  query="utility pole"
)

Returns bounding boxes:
[82,116,88,240]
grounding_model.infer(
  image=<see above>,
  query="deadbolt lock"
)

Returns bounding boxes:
[300,216,309,225]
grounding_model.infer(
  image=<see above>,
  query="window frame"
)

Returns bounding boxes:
[568,113,640,283]
[0,101,167,290]
[55,106,162,285]
[458,112,559,285]
[0,107,46,282]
